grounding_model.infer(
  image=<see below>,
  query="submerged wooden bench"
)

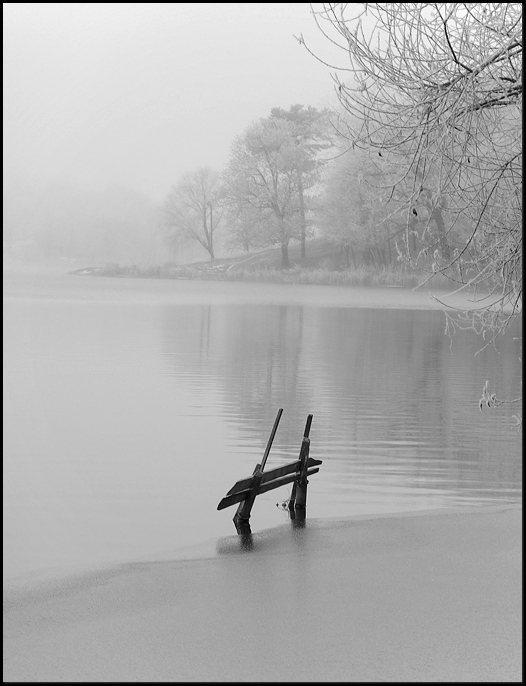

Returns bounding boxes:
[217,409,322,534]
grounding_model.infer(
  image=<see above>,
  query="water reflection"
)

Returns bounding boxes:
[3,273,521,579]
[161,303,522,514]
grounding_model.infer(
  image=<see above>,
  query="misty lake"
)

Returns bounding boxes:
[3,267,522,581]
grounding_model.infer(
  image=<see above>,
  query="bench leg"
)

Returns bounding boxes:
[232,465,262,534]
[232,511,252,535]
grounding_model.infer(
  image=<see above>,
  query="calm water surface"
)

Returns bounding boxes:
[3,268,522,580]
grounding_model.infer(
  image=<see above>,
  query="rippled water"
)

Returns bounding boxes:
[3,268,522,580]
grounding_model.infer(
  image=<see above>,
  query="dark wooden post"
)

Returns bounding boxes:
[294,437,310,509]
[289,414,313,513]
[233,408,283,534]
[260,408,283,473]
[233,463,262,534]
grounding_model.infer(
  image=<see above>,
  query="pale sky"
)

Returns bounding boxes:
[3,2,350,202]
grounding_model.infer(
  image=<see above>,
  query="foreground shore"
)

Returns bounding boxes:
[3,505,522,682]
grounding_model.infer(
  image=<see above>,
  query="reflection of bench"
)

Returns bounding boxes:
[217,409,322,534]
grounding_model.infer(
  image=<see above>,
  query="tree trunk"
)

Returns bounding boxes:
[281,242,290,269]
[277,215,290,269]
[207,205,214,261]
[298,174,306,258]
[408,218,418,257]
[350,245,357,269]
[431,206,450,260]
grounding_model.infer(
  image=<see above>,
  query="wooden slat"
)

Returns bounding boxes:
[226,460,299,495]
[217,488,253,511]
[217,467,320,510]
[226,457,322,496]
[257,468,319,495]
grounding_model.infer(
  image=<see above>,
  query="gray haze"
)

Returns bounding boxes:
[3,3,340,203]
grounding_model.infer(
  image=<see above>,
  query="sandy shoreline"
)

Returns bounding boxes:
[3,505,522,682]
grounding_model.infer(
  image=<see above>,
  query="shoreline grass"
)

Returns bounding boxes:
[94,261,459,291]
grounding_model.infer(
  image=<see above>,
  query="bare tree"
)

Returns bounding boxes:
[300,2,522,422]
[316,149,376,267]
[223,118,307,269]
[300,3,521,331]
[270,105,333,257]
[162,167,222,262]
[224,204,269,255]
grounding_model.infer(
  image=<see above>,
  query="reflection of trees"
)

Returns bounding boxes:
[310,307,521,495]
[220,304,308,450]
[161,303,521,501]
[162,304,311,460]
